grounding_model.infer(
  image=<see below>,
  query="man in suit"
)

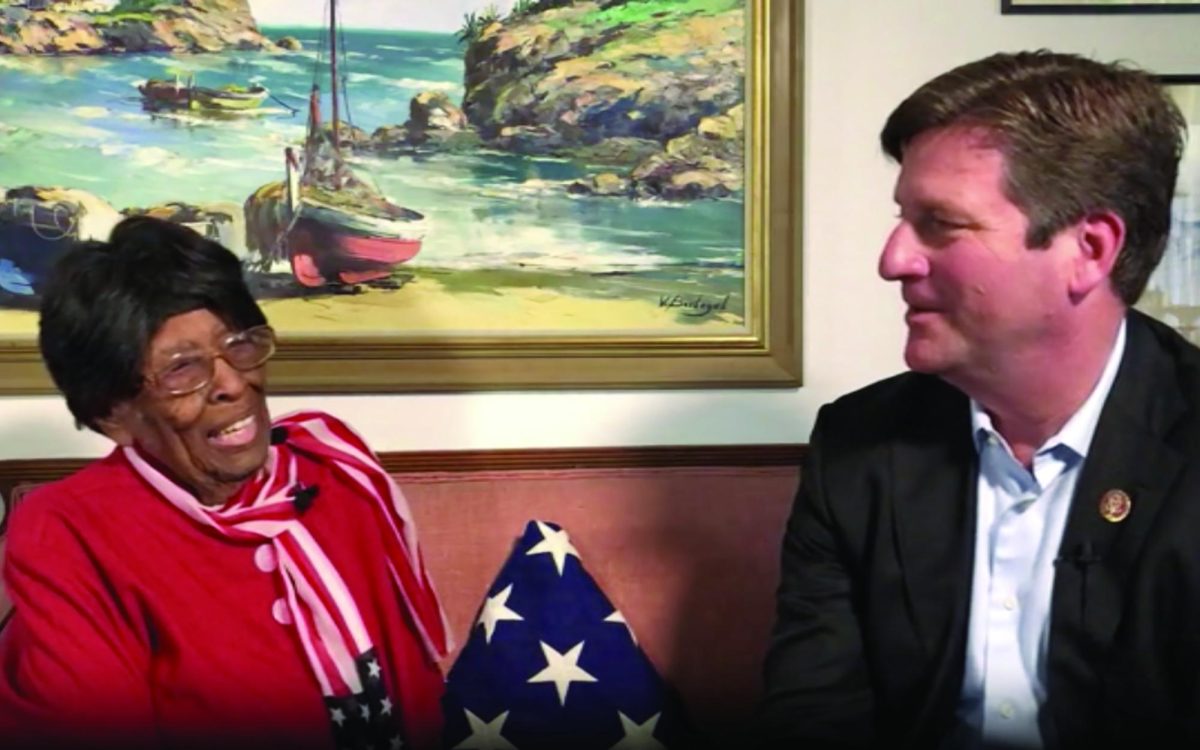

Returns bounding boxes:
[759,50,1197,749]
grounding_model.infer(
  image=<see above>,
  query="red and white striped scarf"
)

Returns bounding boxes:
[122,410,450,699]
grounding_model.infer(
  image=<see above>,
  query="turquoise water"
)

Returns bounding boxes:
[0,27,744,278]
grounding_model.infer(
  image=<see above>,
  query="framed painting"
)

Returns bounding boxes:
[1002,0,1200,12]
[1140,75,1200,343]
[0,0,801,393]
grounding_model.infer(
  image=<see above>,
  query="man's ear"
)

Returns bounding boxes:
[1069,209,1125,300]
[96,402,137,447]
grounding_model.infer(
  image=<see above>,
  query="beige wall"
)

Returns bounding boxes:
[1,0,1197,460]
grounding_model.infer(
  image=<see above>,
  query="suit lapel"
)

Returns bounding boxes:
[889,379,977,683]
[1046,311,1187,742]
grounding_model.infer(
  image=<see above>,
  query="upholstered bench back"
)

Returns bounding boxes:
[0,463,799,740]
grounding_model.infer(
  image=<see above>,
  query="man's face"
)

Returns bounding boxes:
[878,125,1078,386]
[102,308,272,505]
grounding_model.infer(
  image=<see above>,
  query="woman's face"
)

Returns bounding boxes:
[102,308,272,505]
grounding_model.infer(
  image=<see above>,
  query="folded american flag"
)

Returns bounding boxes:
[442,520,692,749]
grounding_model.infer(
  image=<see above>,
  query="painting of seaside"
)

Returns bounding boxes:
[1140,81,1200,343]
[0,0,747,339]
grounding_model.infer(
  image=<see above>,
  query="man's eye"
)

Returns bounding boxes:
[919,215,966,233]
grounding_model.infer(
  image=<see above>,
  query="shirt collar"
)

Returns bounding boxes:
[970,318,1127,460]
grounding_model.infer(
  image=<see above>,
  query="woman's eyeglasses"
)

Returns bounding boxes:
[147,325,276,396]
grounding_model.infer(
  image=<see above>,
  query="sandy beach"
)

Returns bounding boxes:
[0,266,747,340]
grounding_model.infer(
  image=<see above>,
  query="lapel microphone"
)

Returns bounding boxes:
[289,483,320,513]
[1055,541,1101,620]
[273,427,318,513]
[1055,541,1101,568]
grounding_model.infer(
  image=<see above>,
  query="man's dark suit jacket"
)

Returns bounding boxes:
[759,310,1200,749]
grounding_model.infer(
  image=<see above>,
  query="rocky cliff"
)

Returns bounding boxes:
[459,0,745,198]
[0,0,273,55]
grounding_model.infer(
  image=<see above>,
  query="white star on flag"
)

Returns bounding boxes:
[360,702,371,720]
[609,712,665,750]
[389,736,404,750]
[525,521,580,575]
[452,709,519,750]
[604,609,638,644]
[527,640,598,705]
[367,659,382,679]
[330,706,346,726]
[477,583,524,643]
[381,696,393,716]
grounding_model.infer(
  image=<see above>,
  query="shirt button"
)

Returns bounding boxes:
[1003,595,1017,611]
[998,701,1016,719]
[272,598,293,626]
[254,543,278,573]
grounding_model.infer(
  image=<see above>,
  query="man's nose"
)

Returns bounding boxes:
[878,222,930,281]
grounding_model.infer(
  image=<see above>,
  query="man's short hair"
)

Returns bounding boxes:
[39,216,267,432]
[880,50,1186,305]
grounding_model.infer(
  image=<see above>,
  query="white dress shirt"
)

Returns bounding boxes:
[956,320,1126,749]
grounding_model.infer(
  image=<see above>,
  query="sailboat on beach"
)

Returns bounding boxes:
[253,0,426,287]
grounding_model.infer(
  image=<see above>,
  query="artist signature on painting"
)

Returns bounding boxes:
[658,293,730,317]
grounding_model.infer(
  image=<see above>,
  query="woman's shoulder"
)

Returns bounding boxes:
[13,450,147,538]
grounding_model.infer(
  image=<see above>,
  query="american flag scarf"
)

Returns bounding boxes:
[122,410,450,744]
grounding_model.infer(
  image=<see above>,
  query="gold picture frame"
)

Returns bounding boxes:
[0,0,801,394]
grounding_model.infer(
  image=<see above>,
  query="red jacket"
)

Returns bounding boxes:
[0,449,445,749]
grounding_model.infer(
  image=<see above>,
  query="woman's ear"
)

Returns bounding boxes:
[96,402,137,447]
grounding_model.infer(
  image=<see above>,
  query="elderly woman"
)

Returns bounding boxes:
[0,217,449,749]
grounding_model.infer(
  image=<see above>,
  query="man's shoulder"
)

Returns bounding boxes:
[1132,311,1200,378]
[825,370,964,422]
[814,371,967,452]
[1122,311,1200,421]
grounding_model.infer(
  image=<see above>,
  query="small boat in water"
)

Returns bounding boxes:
[139,77,268,112]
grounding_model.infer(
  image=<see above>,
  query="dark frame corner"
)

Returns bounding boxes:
[1002,0,1200,13]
